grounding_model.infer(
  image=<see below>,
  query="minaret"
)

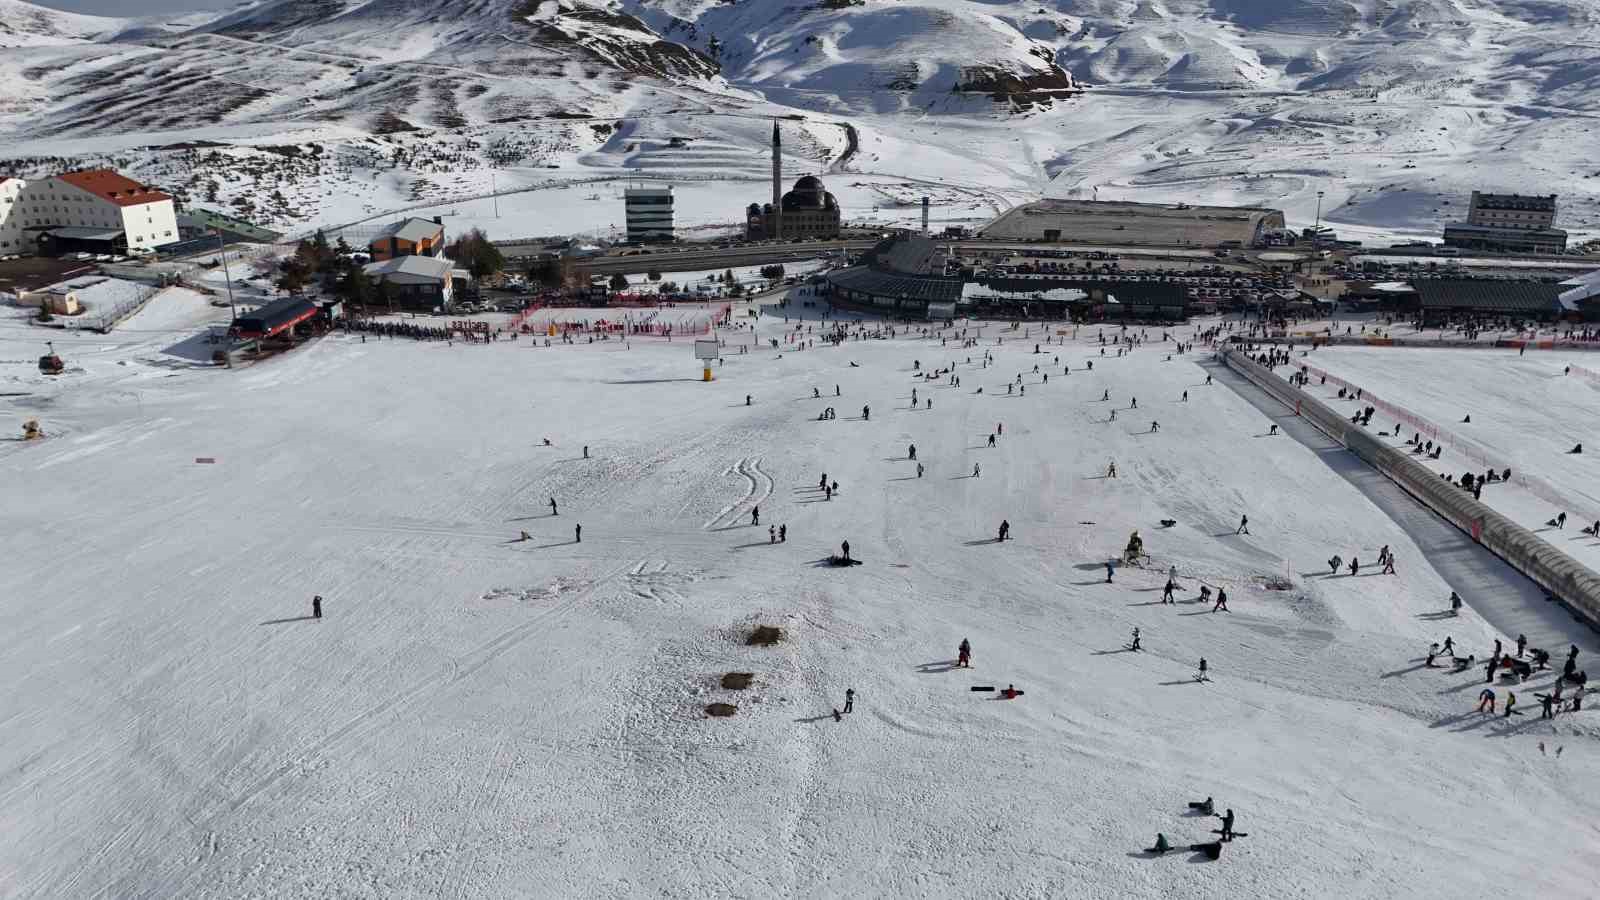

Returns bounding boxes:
[770,119,782,240]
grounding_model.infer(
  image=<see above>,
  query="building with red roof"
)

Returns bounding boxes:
[9,169,179,255]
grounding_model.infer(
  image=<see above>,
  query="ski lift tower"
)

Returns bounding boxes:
[694,337,719,381]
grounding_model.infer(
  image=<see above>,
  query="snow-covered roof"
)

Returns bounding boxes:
[374,218,444,243]
[364,255,452,281]
[1557,268,1600,308]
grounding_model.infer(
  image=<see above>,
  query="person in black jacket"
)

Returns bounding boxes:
[1217,809,1236,842]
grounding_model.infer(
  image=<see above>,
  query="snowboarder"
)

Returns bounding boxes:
[1198,658,1208,681]
[958,638,972,667]
[1236,514,1249,535]
[752,506,760,526]
[1107,461,1117,478]
[973,463,981,478]
[1328,555,1342,575]
[998,519,1011,541]
[1102,389,1110,401]
[1450,591,1462,613]
[1268,423,1278,435]
[779,524,787,542]
[312,595,322,619]
[1182,390,1189,402]
[1130,627,1141,651]
[988,433,997,447]
[1477,688,1495,713]
[1001,684,1021,699]
[908,444,917,460]
[1443,636,1455,656]
[1212,588,1229,613]
[1217,809,1236,842]
[1131,397,1137,409]
[550,496,559,516]
[1505,691,1518,718]
[844,688,855,714]
[1349,557,1360,576]
[841,540,851,561]
[862,405,870,421]
[1150,421,1159,433]
[575,523,582,543]
[1557,511,1567,529]
[1163,579,1176,603]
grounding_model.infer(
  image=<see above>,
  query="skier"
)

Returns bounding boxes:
[1107,461,1117,478]
[575,523,582,543]
[752,506,760,526]
[863,405,870,421]
[841,540,851,561]
[988,433,997,447]
[1328,554,1342,575]
[312,595,322,619]
[917,462,925,478]
[820,473,828,490]
[1236,514,1249,535]
[1131,397,1137,409]
[746,395,751,406]
[1517,634,1527,658]
[1213,588,1229,613]
[1110,409,1117,422]
[1450,591,1462,613]
[908,444,917,461]
[998,423,1004,436]
[958,638,972,668]
[1198,657,1209,681]
[1130,627,1142,651]
[973,463,981,478]
[1443,636,1455,656]
[1150,421,1159,433]
[1505,691,1518,718]
[998,519,1011,541]
[1349,557,1360,576]
[1102,389,1110,401]
[1381,553,1396,575]
[519,530,531,542]
[1162,579,1176,603]
[1105,559,1115,583]
[779,524,787,542]
[844,688,855,714]
[1206,374,1212,385]
[814,387,821,399]
[769,525,776,543]
[550,497,559,516]
[1477,688,1495,713]
[1182,390,1189,402]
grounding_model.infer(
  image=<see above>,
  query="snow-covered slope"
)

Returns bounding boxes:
[0,0,124,48]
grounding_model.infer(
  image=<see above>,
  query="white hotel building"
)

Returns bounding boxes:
[0,169,178,254]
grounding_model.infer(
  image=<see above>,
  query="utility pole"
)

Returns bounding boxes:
[492,170,500,219]
[215,229,236,321]
[1313,190,1325,246]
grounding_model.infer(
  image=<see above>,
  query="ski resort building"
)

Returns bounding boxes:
[744,122,841,241]
[368,217,446,261]
[1442,192,1567,254]
[2,170,178,254]
[824,234,963,317]
[623,186,674,243]
[1412,279,1568,324]
[362,255,455,311]
[980,199,1286,248]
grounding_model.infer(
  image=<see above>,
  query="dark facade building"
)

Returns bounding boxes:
[745,122,841,241]
[1442,192,1566,254]
[1412,279,1567,323]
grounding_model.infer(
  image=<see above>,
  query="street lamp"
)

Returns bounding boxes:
[1313,190,1325,246]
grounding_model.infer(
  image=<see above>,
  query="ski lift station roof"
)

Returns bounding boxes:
[980,199,1286,247]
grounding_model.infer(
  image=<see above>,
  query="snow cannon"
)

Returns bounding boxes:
[38,342,64,375]
[22,419,43,440]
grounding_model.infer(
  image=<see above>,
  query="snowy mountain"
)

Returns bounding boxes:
[2,0,1599,242]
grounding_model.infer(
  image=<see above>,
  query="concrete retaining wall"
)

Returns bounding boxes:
[1221,348,1600,631]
